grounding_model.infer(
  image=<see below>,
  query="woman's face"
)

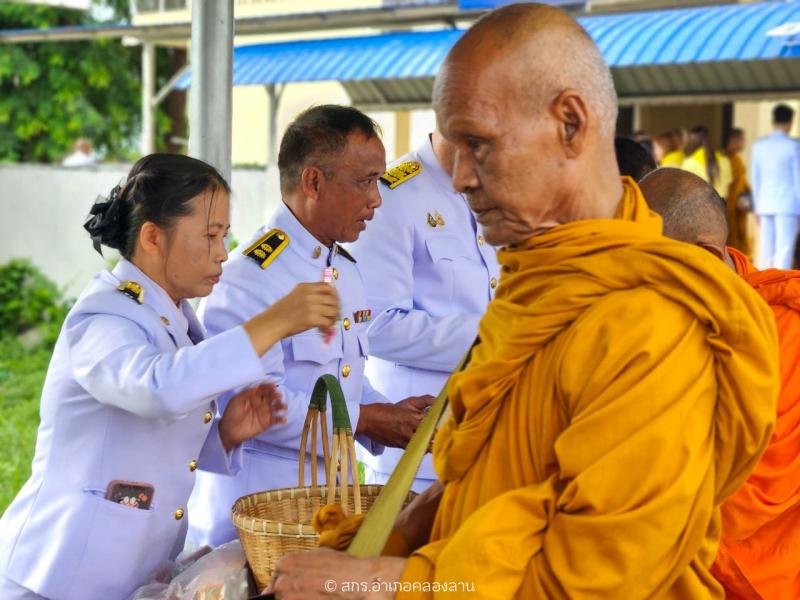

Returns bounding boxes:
[161,186,230,301]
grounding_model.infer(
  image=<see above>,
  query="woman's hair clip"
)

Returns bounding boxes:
[83,183,124,256]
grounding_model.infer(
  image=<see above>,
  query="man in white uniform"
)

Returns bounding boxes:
[188,106,433,546]
[751,103,800,269]
[349,131,500,492]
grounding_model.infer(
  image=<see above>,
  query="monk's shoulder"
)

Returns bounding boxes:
[556,287,712,403]
[560,287,704,362]
[581,287,696,330]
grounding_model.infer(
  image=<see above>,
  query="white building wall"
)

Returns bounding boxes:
[0,165,281,299]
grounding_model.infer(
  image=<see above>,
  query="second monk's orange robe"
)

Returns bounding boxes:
[712,247,800,600]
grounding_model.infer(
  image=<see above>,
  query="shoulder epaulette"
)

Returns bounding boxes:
[380,160,422,189]
[243,228,289,269]
[117,280,144,304]
[335,244,356,263]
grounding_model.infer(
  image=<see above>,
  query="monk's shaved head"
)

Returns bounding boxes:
[433,3,623,246]
[639,168,733,267]
[434,3,618,138]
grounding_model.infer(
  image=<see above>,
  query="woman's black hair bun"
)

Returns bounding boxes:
[83,183,127,256]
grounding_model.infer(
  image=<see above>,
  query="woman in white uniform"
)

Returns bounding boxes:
[0,154,339,600]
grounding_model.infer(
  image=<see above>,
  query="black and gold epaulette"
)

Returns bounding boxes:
[243,228,289,269]
[379,160,422,189]
[117,280,144,304]
[335,244,356,263]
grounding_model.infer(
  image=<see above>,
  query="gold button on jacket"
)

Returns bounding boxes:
[341,364,351,378]
[189,459,198,472]
[174,508,185,520]
[203,411,213,424]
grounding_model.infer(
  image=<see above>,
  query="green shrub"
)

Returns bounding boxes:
[0,261,71,510]
[0,336,49,512]
[0,259,73,346]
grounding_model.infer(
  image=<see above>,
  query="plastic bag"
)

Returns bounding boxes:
[129,540,249,600]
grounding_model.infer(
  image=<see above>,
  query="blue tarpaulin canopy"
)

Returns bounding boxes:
[176,1,800,105]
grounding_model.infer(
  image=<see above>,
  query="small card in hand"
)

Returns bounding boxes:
[106,480,154,510]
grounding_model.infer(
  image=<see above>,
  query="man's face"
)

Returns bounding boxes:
[315,132,386,243]
[435,63,574,247]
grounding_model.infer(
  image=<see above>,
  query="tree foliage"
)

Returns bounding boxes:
[0,2,142,162]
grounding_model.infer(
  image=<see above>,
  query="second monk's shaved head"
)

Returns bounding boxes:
[639,168,729,247]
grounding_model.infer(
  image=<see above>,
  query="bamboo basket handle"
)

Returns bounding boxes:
[301,375,359,513]
[298,376,333,490]
[317,374,361,515]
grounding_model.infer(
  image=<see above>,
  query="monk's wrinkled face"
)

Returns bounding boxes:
[436,59,577,247]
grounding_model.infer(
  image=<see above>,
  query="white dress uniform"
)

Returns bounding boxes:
[348,137,500,492]
[187,202,386,548]
[751,130,800,269]
[0,259,265,600]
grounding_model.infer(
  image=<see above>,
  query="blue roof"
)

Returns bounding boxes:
[227,29,463,86]
[177,0,800,90]
[582,0,800,65]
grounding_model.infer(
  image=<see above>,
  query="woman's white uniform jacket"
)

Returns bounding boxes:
[0,259,265,600]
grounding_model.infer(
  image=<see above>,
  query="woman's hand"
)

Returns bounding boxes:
[272,282,341,337]
[218,382,286,451]
[244,283,340,356]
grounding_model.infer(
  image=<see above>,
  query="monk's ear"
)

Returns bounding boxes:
[697,240,726,262]
[551,90,588,158]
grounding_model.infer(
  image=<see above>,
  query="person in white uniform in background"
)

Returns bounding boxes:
[0,154,338,600]
[188,105,434,547]
[349,131,500,492]
[751,103,800,269]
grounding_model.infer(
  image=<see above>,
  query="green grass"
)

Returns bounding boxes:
[0,338,50,513]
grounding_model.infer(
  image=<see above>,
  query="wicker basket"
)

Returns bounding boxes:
[232,375,414,590]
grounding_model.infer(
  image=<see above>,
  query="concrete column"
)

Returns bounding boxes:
[188,0,234,181]
[265,83,284,166]
[141,41,156,156]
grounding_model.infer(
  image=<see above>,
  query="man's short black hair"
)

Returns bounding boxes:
[278,105,381,195]
[773,104,795,125]
[615,137,657,182]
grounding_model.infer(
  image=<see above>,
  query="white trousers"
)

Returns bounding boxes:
[362,465,436,495]
[758,214,800,269]
[0,576,48,600]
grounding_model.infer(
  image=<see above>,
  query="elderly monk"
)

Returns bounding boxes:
[271,4,779,599]
[641,167,800,600]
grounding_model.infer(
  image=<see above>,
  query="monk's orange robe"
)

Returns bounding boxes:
[711,248,800,600]
[725,153,752,256]
[398,179,779,599]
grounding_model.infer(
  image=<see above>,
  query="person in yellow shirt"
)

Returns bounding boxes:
[653,128,685,167]
[271,4,780,598]
[682,125,733,198]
